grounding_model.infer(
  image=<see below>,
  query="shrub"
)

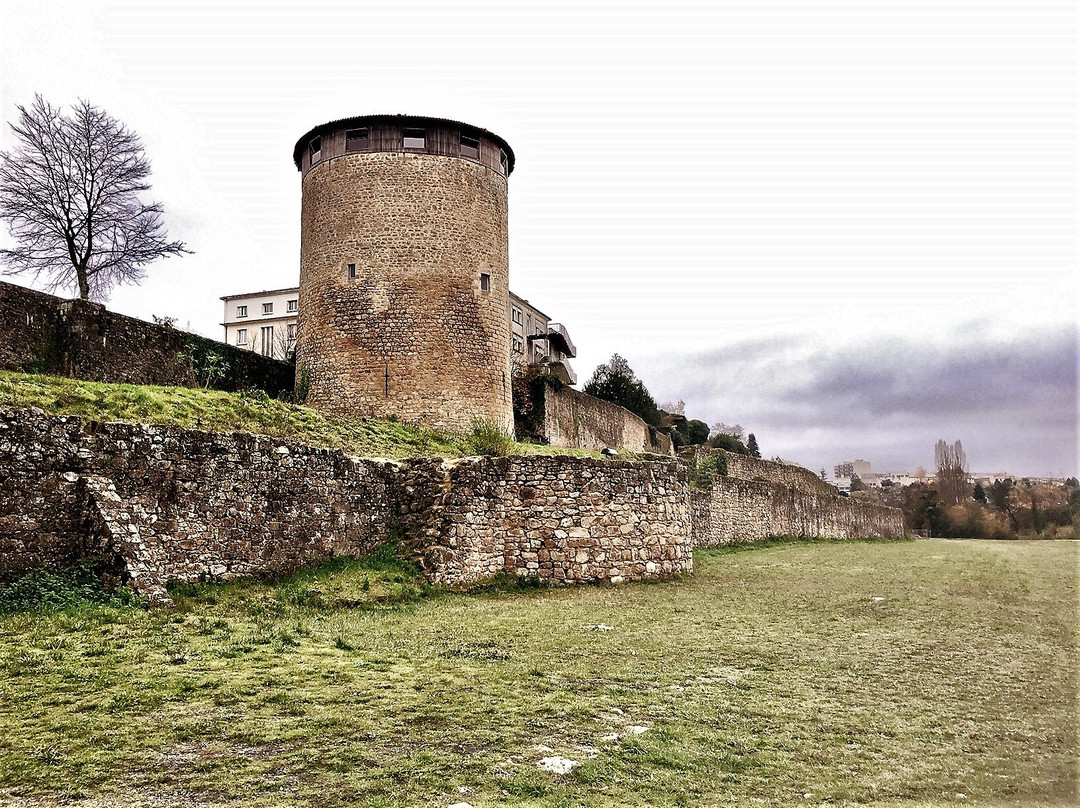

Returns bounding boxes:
[689,452,728,488]
[467,418,516,457]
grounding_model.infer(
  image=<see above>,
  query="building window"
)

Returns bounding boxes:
[287,299,298,313]
[347,263,357,279]
[345,128,369,151]
[403,128,425,149]
[260,326,274,357]
[286,323,297,350]
[236,328,247,346]
[534,342,545,361]
[309,136,321,163]
[461,135,480,160]
[512,337,524,354]
[499,150,508,175]
[262,302,274,315]
[236,305,247,318]
[480,273,490,292]
[535,324,545,336]
[511,305,523,325]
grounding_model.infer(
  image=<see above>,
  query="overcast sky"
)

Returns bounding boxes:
[0,1,1075,477]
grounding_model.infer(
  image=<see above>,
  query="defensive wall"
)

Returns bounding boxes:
[0,410,902,602]
[687,449,904,545]
[0,280,293,396]
[515,380,673,455]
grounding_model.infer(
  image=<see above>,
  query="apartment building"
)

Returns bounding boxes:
[509,292,577,385]
[221,288,299,360]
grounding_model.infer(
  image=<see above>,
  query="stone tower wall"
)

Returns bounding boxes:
[296,124,513,434]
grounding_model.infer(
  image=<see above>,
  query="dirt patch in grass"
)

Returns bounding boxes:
[0,540,1075,807]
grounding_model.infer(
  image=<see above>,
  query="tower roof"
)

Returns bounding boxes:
[291,114,515,174]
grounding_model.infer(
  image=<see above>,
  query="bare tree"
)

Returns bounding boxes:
[935,438,969,505]
[0,95,188,300]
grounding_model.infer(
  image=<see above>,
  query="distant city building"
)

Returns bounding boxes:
[834,459,872,479]
[221,287,299,360]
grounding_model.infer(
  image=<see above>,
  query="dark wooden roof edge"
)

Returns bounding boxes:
[292,114,515,173]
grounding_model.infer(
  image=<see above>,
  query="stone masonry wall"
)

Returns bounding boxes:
[691,476,904,546]
[401,455,693,586]
[0,409,399,600]
[0,409,693,600]
[298,151,513,433]
[541,386,655,453]
[0,280,293,396]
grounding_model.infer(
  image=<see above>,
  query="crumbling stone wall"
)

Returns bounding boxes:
[401,455,693,586]
[691,477,904,546]
[0,409,399,600]
[0,280,293,396]
[0,409,693,600]
[541,386,653,453]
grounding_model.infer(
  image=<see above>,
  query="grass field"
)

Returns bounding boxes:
[0,539,1076,808]
[0,372,600,460]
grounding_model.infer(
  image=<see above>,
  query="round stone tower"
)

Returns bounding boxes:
[292,114,515,434]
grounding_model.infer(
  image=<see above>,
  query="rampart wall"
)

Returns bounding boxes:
[401,455,693,586]
[0,410,902,602]
[541,386,654,453]
[0,280,293,396]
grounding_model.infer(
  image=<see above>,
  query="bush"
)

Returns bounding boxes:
[689,452,728,488]
[467,418,516,457]
[709,433,749,454]
[0,558,138,613]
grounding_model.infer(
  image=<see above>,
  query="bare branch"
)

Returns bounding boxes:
[0,94,190,300]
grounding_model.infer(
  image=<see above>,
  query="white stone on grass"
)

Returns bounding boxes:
[537,756,579,775]
[625,725,650,735]
[579,624,614,631]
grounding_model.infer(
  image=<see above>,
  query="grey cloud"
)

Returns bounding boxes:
[635,322,1077,477]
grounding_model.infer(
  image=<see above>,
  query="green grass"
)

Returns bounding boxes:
[0,539,1075,807]
[0,371,601,460]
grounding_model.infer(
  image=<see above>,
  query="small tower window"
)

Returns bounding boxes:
[403,128,425,149]
[461,135,480,161]
[347,263,357,279]
[309,136,321,163]
[346,128,369,151]
[480,272,490,292]
[499,149,508,175]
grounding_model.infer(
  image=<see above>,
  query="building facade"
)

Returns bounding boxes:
[292,114,515,433]
[221,288,298,360]
[509,292,577,385]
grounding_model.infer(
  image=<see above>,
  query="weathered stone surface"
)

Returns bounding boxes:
[0,280,293,395]
[297,151,512,433]
[689,451,904,545]
[399,454,695,587]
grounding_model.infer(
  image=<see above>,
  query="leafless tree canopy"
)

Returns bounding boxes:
[0,95,188,300]
[935,438,969,505]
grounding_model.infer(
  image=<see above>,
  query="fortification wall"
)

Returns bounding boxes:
[682,445,835,496]
[0,409,692,600]
[0,280,293,396]
[691,477,904,546]
[541,386,656,453]
[0,409,398,600]
[401,455,693,586]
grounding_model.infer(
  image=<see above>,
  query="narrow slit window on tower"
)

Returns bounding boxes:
[345,128,369,151]
[309,136,321,163]
[403,128,425,149]
[347,263,357,279]
[479,272,490,292]
[499,149,508,175]
[461,135,480,160]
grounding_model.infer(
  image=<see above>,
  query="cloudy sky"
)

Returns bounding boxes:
[0,1,1075,477]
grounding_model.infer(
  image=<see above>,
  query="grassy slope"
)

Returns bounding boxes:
[0,539,1075,807]
[0,371,599,460]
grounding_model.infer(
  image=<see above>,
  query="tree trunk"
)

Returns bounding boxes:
[76,265,90,300]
